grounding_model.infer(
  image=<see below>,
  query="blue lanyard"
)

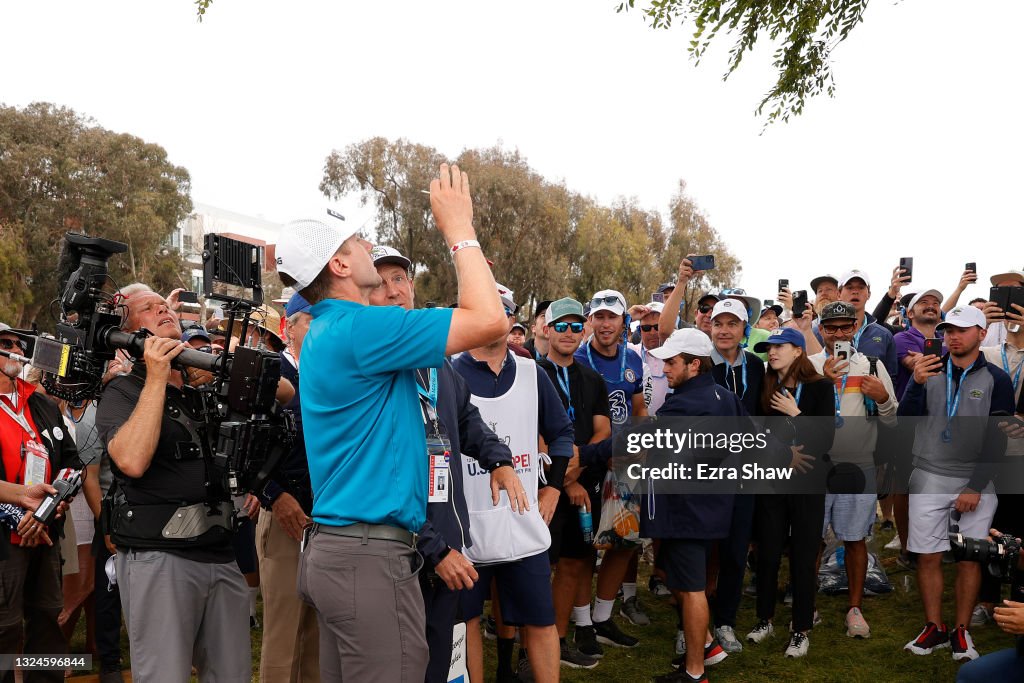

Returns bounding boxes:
[553,363,576,422]
[794,382,803,404]
[832,374,849,427]
[586,342,627,384]
[416,367,438,410]
[852,315,870,349]
[1002,344,1023,394]
[725,351,747,399]
[943,358,977,442]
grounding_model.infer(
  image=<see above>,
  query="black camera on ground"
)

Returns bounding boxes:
[949,509,1022,583]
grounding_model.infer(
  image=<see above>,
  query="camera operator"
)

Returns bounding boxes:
[276,163,508,681]
[956,528,1024,682]
[1,322,82,677]
[94,291,251,682]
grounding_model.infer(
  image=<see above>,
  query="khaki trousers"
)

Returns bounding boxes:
[256,509,320,683]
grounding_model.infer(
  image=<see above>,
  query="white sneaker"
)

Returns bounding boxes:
[714,625,743,653]
[884,534,902,550]
[950,625,980,662]
[674,629,685,655]
[785,632,810,658]
[970,604,993,627]
[845,607,870,638]
[746,620,774,644]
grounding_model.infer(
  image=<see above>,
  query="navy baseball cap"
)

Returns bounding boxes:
[181,326,211,344]
[753,327,806,353]
[285,292,312,317]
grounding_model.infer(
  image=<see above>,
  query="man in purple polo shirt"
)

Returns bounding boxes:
[894,289,945,400]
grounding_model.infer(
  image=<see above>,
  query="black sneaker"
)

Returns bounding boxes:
[560,640,599,669]
[574,625,605,658]
[593,618,639,648]
[904,621,950,655]
[649,575,672,597]
[484,615,498,641]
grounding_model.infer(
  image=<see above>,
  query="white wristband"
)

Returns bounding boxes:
[450,239,481,256]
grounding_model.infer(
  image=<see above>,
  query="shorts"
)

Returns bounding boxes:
[823,492,877,541]
[907,468,997,555]
[232,516,258,574]
[655,538,711,593]
[460,551,554,626]
[547,490,600,564]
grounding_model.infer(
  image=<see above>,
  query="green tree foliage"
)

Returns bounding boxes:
[0,102,193,328]
[618,0,871,124]
[320,137,741,319]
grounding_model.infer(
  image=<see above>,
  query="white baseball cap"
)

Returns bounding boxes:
[370,245,412,271]
[839,269,871,288]
[589,289,627,316]
[644,301,665,315]
[710,299,749,323]
[937,305,987,331]
[908,289,943,310]
[275,208,356,290]
[650,328,714,360]
[496,283,517,314]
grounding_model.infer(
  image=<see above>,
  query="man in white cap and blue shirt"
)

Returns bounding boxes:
[898,304,1015,662]
[836,269,898,379]
[274,164,510,681]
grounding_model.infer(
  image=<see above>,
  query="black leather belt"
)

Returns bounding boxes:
[314,522,416,547]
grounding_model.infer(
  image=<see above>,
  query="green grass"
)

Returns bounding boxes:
[483,527,1018,682]
[66,526,1017,682]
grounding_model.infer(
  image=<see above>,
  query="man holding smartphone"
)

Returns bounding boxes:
[982,269,1024,349]
[808,302,898,639]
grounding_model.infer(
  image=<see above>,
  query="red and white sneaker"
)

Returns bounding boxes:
[950,625,980,662]
[904,622,950,655]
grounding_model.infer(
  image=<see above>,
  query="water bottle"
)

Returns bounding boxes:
[836,545,845,567]
[579,505,593,544]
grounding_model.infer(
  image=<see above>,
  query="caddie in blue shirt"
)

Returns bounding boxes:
[275,163,509,682]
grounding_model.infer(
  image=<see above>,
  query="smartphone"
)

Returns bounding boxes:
[178,290,199,304]
[965,262,976,274]
[1009,287,1024,319]
[923,338,943,358]
[690,255,715,272]
[899,257,914,283]
[764,298,775,307]
[833,341,852,373]
[990,286,1011,315]
[651,292,665,304]
[791,290,809,316]
[778,279,789,293]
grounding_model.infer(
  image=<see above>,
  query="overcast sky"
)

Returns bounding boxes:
[3,0,1022,309]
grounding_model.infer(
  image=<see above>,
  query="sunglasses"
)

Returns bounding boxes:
[640,324,659,332]
[504,306,515,316]
[697,304,714,314]
[0,338,26,352]
[591,296,623,308]
[552,321,585,333]
[821,323,856,334]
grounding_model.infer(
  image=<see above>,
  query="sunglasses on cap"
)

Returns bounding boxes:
[0,338,26,352]
[591,296,624,308]
[640,324,659,332]
[552,321,585,333]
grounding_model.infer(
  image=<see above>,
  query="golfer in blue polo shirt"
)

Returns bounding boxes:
[275,164,508,681]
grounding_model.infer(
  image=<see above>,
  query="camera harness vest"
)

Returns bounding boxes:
[104,374,234,550]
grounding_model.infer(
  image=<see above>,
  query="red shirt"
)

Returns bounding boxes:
[0,378,43,485]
